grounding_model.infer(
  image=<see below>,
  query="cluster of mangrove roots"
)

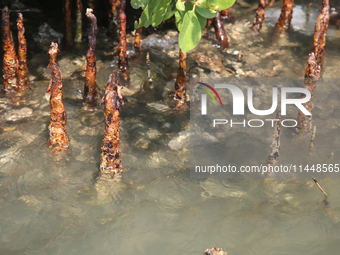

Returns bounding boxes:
[275,0,294,30]
[47,43,70,152]
[109,0,120,36]
[296,0,329,132]
[118,0,130,84]
[74,0,83,44]
[213,11,229,50]
[134,27,143,54]
[252,0,274,31]
[83,8,98,107]
[2,7,30,95]
[65,0,73,48]
[174,49,187,107]
[266,112,281,164]
[100,71,124,181]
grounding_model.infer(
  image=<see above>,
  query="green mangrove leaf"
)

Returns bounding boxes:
[196,12,207,30]
[176,0,185,11]
[195,6,217,18]
[178,10,201,52]
[152,0,173,26]
[131,0,149,9]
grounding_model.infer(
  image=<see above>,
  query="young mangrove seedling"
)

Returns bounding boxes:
[2,7,18,92]
[74,0,83,44]
[266,112,281,164]
[100,71,124,181]
[118,0,130,84]
[312,176,328,206]
[84,8,98,108]
[47,42,69,152]
[17,13,29,92]
[275,0,294,31]
[174,49,187,108]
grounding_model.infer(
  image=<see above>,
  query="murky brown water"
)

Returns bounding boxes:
[1,1,340,254]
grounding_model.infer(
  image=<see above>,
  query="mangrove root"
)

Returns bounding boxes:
[2,7,18,92]
[252,0,274,32]
[47,42,69,152]
[83,8,98,107]
[296,53,320,133]
[312,0,329,65]
[74,0,83,44]
[309,125,316,148]
[100,70,124,181]
[275,0,294,31]
[118,0,130,84]
[109,0,120,36]
[221,9,234,21]
[266,112,281,164]
[134,27,143,54]
[65,0,73,48]
[205,247,228,255]
[17,13,29,92]
[202,18,213,37]
[174,49,187,107]
[213,11,228,50]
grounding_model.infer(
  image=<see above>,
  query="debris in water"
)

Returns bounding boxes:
[204,247,228,255]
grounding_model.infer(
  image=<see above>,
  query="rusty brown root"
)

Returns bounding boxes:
[312,0,329,65]
[16,13,29,92]
[296,1,329,133]
[252,0,274,32]
[118,0,130,84]
[65,0,73,48]
[296,53,320,133]
[83,8,98,107]
[174,49,187,108]
[221,9,233,21]
[109,0,120,36]
[47,42,69,152]
[2,7,18,92]
[100,70,124,181]
[134,27,143,53]
[75,0,83,44]
[213,11,228,50]
[275,0,294,30]
[266,112,281,164]
[202,18,213,37]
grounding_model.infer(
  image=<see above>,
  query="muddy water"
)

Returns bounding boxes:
[1,1,340,254]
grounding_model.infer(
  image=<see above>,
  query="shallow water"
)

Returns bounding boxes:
[1,1,340,254]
